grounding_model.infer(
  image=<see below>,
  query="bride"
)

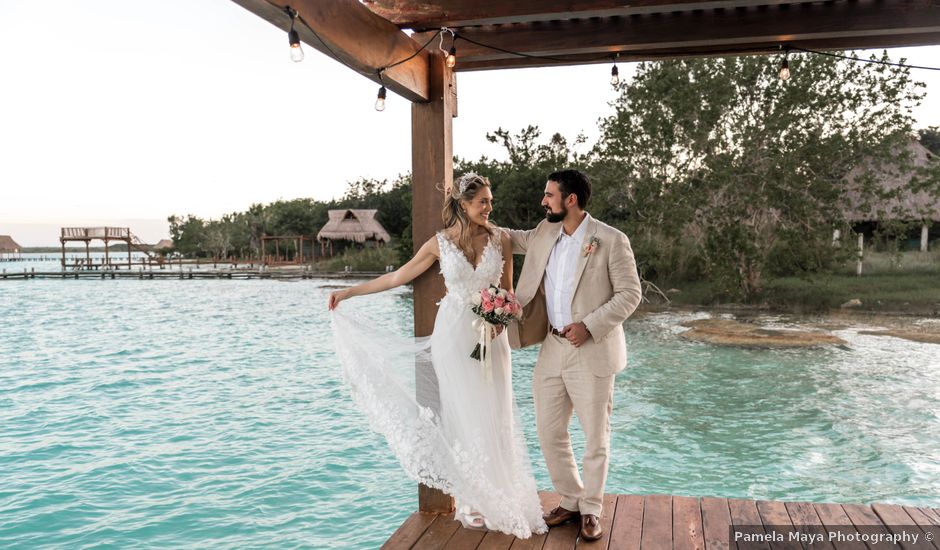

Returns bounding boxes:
[328,173,547,538]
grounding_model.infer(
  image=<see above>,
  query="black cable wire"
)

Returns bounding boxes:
[455,34,616,64]
[384,30,443,70]
[789,45,940,72]
[295,13,356,73]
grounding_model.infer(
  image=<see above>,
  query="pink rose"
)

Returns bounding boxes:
[483,301,495,313]
[494,296,505,308]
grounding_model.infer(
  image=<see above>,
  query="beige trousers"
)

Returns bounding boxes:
[534,332,615,517]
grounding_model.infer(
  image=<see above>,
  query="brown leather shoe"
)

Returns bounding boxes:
[542,506,580,527]
[580,514,603,541]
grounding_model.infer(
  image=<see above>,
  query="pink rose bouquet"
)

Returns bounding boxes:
[469,285,523,362]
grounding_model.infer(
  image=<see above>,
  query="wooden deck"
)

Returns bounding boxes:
[383,492,940,550]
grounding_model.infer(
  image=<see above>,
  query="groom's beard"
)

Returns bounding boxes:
[545,205,567,223]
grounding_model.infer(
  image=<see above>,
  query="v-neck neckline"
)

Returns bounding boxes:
[442,232,493,272]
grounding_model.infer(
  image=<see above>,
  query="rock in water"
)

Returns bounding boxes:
[680,318,846,348]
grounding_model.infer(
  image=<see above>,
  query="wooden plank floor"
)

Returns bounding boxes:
[383,492,940,550]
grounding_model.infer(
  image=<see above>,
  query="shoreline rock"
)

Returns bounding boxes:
[679,319,847,348]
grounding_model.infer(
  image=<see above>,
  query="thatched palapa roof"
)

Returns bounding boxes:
[842,138,940,223]
[153,239,174,250]
[0,235,22,253]
[317,209,391,243]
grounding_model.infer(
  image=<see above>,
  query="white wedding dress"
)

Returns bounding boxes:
[331,231,547,538]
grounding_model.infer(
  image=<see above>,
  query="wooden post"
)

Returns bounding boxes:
[85,241,91,270]
[104,238,110,269]
[856,233,864,276]
[127,237,132,268]
[60,238,66,270]
[921,222,929,252]
[412,54,455,514]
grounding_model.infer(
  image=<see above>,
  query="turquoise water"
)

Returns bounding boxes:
[1,280,938,549]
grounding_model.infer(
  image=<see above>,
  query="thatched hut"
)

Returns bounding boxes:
[842,138,940,251]
[317,209,391,257]
[0,235,22,258]
[153,239,174,251]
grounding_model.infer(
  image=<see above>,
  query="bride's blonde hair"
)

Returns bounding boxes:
[442,173,494,259]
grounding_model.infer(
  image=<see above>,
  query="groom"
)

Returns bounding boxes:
[508,169,642,541]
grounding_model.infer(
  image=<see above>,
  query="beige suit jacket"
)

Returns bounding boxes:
[506,216,642,376]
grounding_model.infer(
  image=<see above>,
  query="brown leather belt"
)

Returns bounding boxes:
[550,327,565,337]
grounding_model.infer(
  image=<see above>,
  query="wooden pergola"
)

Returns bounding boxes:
[231,0,940,521]
[59,227,154,270]
[261,235,312,265]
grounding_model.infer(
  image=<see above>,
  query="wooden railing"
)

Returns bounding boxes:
[61,227,131,239]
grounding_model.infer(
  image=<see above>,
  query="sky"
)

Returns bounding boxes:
[2,1,939,246]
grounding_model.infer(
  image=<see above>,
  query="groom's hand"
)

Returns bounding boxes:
[561,322,591,347]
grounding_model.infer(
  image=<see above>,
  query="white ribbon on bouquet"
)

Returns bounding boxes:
[471,317,494,384]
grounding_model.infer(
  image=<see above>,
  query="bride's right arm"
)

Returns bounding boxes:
[328,237,440,310]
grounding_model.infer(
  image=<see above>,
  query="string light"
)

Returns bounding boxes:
[287,7,303,63]
[779,49,790,81]
[439,28,457,69]
[446,45,457,68]
[375,80,387,112]
[610,54,620,87]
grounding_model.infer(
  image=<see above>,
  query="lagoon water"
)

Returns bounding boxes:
[1,275,939,548]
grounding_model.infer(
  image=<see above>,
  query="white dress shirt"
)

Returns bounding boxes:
[545,213,591,332]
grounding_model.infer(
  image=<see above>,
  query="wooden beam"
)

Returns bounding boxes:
[364,0,812,29]
[408,1,940,70]
[454,32,940,71]
[229,0,431,102]
[411,54,455,513]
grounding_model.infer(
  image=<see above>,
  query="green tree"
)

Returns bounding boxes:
[919,126,940,156]
[167,214,207,258]
[595,52,927,299]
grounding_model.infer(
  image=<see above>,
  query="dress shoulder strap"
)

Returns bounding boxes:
[490,228,504,254]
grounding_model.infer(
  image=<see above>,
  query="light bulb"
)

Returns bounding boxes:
[288,29,304,62]
[375,86,387,111]
[779,58,790,80]
[610,65,620,87]
[446,46,457,68]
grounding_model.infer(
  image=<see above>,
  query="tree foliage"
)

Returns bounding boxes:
[594,52,929,298]
[918,126,940,156]
[167,176,410,261]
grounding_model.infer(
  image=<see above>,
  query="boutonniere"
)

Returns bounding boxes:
[582,236,599,257]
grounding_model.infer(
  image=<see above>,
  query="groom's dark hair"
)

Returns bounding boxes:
[548,169,591,209]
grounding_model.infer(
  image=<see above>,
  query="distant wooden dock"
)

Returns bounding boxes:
[383,492,940,550]
[0,268,385,281]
